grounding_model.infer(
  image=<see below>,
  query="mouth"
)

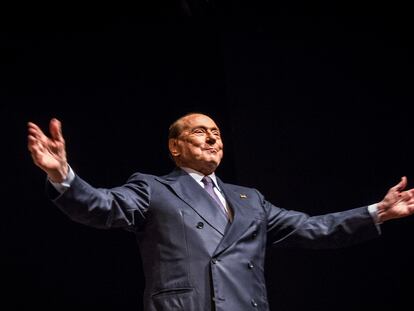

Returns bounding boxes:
[205,148,218,154]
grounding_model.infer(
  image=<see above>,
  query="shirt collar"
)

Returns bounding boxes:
[180,167,221,191]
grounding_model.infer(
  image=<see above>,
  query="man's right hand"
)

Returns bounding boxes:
[27,118,68,183]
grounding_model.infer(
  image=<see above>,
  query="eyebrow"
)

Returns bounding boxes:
[191,126,220,132]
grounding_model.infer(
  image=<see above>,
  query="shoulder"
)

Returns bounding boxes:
[127,171,157,180]
[125,169,182,185]
[126,172,162,185]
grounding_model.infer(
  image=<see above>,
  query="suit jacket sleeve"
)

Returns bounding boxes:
[47,173,150,230]
[256,190,381,249]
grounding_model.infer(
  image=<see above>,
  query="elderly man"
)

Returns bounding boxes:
[28,113,414,311]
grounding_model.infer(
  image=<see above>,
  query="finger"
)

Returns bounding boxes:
[28,141,45,165]
[28,135,45,154]
[27,135,37,152]
[29,143,42,157]
[28,122,52,147]
[49,118,64,142]
[400,191,412,201]
[407,191,414,203]
[27,122,46,138]
[28,128,42,142]
[31,151,46,167]
[27,134,37,145]
[27,121,41,131]
[393,176,407,191]
[27,134,43,149]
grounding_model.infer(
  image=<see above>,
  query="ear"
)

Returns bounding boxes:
[168,139,181,157]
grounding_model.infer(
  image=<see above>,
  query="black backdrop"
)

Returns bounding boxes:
[2,2,414,310]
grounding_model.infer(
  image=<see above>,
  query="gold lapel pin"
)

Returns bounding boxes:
[240,194,247,199]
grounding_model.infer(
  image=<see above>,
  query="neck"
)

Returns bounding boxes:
[175,161,217,176]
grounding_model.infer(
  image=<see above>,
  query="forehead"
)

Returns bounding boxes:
[181,114,219,130]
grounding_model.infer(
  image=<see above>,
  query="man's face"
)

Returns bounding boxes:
[169,114,223,175]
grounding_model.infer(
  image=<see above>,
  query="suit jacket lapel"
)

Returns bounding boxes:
[213,178,257,255]
[155,169,227,235]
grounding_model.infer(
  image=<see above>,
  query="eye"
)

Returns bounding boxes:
[193,128,206,135]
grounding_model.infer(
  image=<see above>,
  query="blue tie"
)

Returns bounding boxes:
[202,176,231,222]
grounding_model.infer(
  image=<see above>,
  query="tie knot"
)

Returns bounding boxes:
[202,176,214,186]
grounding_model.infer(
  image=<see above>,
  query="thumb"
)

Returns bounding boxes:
[49,118,64,142]
[394,176,407,191]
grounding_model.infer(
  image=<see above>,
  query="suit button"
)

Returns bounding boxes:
[196,222,204,229]
[251,299,258,307]
[252,231,258,239]
[248,262,254,269]
[212,258,217,264]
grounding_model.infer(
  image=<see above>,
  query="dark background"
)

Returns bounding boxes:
[2,1,414,310]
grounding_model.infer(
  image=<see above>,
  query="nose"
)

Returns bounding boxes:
[206,131,216,144]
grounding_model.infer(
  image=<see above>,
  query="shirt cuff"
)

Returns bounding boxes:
[368,203,382,234]
[48,165,75,194]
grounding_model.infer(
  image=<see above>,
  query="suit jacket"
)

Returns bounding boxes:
[50,168,380,311]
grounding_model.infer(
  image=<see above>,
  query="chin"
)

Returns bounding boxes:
[206,158,220,167]
[208,161,220,171]
[198,161,220,175]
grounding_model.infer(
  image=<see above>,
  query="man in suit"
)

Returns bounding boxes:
[27,113,414,311]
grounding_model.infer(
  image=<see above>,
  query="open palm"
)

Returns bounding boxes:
[378,176,414,222]
[27,118,68,182]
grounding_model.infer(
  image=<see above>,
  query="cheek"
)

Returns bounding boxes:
[179,139,201,153]
[184,144,203,156]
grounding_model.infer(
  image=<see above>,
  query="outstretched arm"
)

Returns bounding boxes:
[27,118,149,230]
[27,118,68,183]
[377,176,414,222]
[265,177,414,249]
